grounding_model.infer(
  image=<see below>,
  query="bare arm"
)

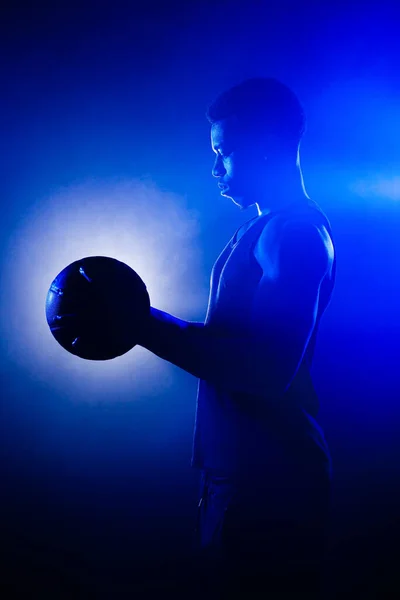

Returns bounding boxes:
[139,219,333,400]
[139,306,279,397]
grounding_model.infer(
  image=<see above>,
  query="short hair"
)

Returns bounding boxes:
[206,77,306,148]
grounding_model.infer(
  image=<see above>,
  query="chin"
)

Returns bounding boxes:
[231,196,253,211]
[223,187,253,211]
[224,190,242,206]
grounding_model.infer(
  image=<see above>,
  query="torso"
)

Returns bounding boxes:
[234,214,261,243]
[206,200,333,332]
[192,199,336,477]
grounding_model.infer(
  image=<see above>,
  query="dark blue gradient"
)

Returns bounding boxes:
[1,2,400,597]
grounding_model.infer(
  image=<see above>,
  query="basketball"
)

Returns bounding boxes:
[45,256,151,360]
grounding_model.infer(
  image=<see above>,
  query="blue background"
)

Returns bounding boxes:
[1,1,400,596]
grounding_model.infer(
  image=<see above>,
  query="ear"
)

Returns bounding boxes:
[259,132,276,158]
[262,133,297,162]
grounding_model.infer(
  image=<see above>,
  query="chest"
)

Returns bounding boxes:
[206,223,264,330]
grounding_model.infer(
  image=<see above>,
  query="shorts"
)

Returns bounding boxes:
[192,469,330,599]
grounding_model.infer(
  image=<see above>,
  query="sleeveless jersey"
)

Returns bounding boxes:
[191,200,336,479]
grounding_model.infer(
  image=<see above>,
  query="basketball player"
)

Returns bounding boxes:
[138,78,336,598]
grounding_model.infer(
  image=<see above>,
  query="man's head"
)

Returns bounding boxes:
[206,78,306,210]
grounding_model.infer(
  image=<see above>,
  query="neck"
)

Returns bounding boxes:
[255,162,309,216]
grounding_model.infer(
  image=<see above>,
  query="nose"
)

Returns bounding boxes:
[212,155,226,178]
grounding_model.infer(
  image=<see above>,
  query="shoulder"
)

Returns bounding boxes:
[254,206,334,280]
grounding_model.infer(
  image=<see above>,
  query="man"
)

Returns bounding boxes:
[138,78,336,598]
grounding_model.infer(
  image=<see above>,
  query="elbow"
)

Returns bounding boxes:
[212,346,299,399]
[227,372,286,399]
[247,365,295,399]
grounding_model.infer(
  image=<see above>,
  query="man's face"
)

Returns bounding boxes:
[210,116,266,210]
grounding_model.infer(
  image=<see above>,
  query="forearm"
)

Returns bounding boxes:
[138,308,207,364]
[139,307,286,398]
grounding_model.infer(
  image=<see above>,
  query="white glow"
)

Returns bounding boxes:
[351,176,400,201]
[1,178,206,403]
